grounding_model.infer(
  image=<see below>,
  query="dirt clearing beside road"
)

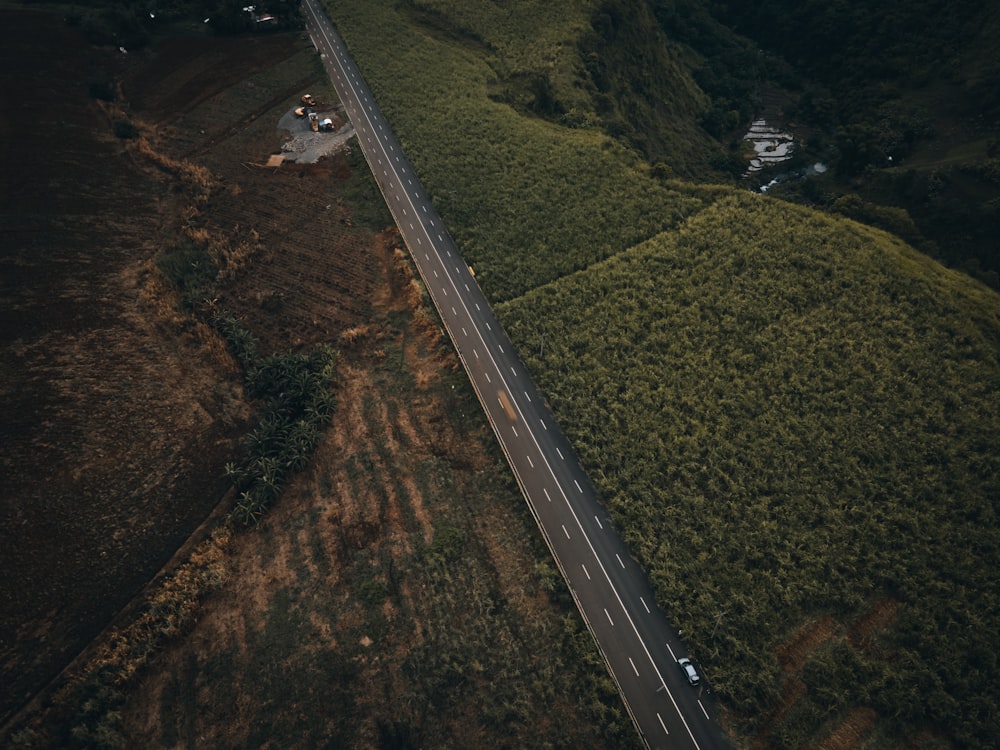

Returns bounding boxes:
[1,12,633,748]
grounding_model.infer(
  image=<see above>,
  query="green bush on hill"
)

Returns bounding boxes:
[327,0,710,302]
[324,0,1000,745]
[499,192,1000,743]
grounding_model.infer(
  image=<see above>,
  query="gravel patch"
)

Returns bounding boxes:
[276,105,355,164]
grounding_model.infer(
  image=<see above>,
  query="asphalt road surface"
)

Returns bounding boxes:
[303,3,733,747]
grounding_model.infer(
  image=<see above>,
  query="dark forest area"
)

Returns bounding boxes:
[650,0,1000,287]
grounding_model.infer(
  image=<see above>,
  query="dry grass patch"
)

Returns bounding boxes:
[751,616,837,748]
[816,706,878,750]
[849,597,899,650]
[777,616,837,675]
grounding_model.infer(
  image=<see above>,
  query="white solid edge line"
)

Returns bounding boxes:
[306,7,702,748]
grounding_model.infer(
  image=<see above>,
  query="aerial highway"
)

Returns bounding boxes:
[302,2,733,747]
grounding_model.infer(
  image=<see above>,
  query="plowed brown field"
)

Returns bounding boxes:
[0,9,252,726]
[1,10,632,749]
[0,7,385,734]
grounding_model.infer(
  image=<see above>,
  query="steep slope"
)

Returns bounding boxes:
[499,192,1000,745]
[405,0,719,176]
[326,0,999,746]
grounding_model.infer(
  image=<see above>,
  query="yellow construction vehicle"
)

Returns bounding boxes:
[308,112,319,132]
[301,93,316,107]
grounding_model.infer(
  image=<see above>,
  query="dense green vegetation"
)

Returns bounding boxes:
[411,0,724,176]
[328,0,711,302]
[500,193,1000,744]
[221,334,339,526]
[325,0,1000,746]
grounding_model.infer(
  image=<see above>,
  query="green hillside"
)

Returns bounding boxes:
[326,0,1000,746]
[328,0,716,302]
[500,193,1000,745]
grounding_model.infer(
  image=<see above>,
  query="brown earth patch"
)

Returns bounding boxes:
[0,9,250,725]
[815,706,878,750]
[111,283,625,745]
[751,602,901,748]
[1,13,634,749]
[124,33,309,124]
[750,616,837,748]
[777,616,837,675]
[849,597,899,650]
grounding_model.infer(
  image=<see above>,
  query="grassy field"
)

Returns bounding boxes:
[326,0,711,302]
[500,193,1000,745]
[323,1,1000,746]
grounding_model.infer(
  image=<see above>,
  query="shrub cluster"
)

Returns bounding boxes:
[217,325,339,525]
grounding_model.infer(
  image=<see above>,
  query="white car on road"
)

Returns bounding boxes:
[678,657,700,686]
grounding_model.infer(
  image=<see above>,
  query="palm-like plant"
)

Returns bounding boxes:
[218,315,340,525]
[231,490,265,526]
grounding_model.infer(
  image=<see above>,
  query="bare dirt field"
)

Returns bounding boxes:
[0,8,250,724]
[1,10,632,748]
[1,9,385,730]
